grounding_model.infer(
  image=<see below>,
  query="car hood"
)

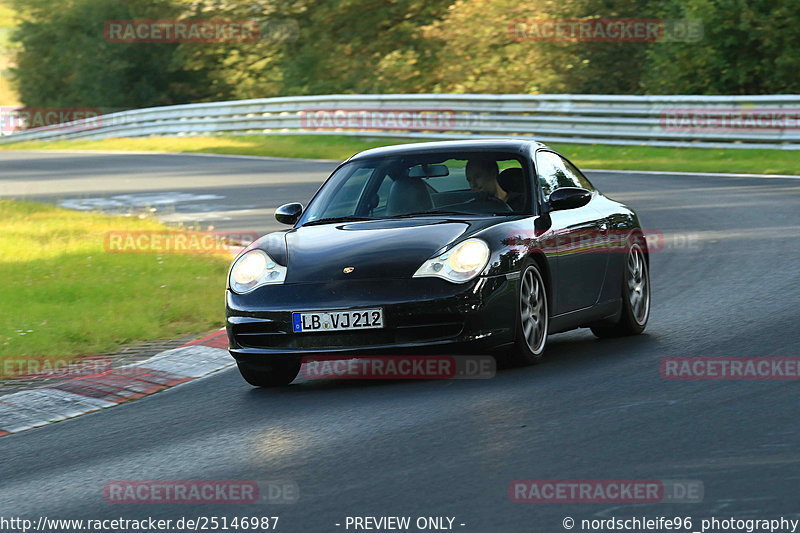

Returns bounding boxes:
[283,219,471,282]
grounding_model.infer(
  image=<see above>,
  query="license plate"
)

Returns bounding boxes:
[292,308,384,333]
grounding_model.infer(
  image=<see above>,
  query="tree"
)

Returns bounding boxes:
[273,0,452,95]
[642,0,800,94]
[422,0,655,94]
[11,0,230,109]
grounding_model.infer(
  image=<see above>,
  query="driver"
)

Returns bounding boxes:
[465,158,523,210]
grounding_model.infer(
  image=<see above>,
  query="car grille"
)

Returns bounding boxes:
[233,313,463,349]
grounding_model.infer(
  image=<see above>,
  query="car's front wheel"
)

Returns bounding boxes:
[591,242,650,338]
[237,359,301,387]
[508,261,549,366]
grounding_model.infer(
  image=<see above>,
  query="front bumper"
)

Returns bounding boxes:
[226,275,517,361]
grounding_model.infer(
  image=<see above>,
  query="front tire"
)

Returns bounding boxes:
[237,359,301,387]
[591,242,650,338]
[508,262,549,366]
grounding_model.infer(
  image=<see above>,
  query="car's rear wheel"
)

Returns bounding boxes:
[508,262,549,366]
[591,242,650,338]
[237,359,301,387]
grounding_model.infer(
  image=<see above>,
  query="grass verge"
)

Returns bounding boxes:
[0,200,229,369]
[0,134,796,175]
[0,135,422,161]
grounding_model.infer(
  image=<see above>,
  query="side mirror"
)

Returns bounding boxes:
[548,187,592,212]
[275,202,304,225]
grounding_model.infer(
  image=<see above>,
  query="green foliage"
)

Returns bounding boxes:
[7,0,800,109]
[172,0,289,100]
[0,0,17,105]
[10,0,230,108]
[423,0,654,94]
[273,0,451,95]
[642,0,800,94]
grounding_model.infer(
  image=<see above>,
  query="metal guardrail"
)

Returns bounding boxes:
[1,94,799,149]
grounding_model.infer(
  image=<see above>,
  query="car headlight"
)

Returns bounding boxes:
[413,238,490,283]
[229,249,286,294]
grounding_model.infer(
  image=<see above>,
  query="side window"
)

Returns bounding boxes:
[535,151,594,199]
[535,151,572,199]
[560,156,596,191]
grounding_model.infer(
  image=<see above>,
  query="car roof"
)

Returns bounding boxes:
[345,139,549,162]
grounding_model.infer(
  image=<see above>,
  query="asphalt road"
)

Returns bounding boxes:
[0,151,338,235]
[2,151,800,532]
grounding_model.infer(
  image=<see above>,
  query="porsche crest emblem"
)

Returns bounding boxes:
[343,266,355,274]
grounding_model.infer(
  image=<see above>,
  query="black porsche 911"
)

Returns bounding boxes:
[226,140,650,386]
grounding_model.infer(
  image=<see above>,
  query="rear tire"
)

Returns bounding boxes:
[237,359,301,387]
[591,241,650,338]
[508,261,549,366]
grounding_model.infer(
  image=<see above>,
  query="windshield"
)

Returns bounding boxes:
[299,151,530,225]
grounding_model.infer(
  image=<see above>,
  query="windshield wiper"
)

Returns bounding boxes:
[302,216,376,226]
